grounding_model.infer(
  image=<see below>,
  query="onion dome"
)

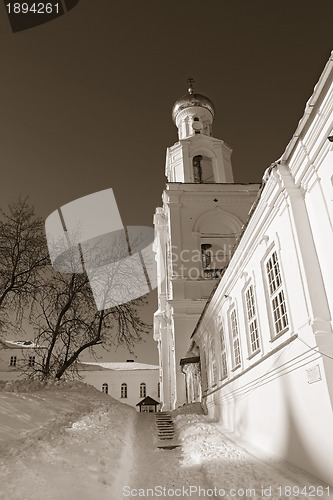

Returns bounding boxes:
[172,77,215,124]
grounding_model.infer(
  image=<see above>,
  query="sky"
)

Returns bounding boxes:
[0,0,333,364]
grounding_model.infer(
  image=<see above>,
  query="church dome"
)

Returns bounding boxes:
[172,79,215,124]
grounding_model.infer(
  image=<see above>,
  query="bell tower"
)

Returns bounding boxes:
[154,80,260,410]
[166,78,233,184]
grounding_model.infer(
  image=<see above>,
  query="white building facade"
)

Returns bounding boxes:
[79,361,160,410]
[184,54,333,486]
[0,340,47,381]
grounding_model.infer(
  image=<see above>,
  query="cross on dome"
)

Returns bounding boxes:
[187,77,195,94]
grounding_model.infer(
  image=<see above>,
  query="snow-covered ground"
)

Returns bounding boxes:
[0,381,331,499]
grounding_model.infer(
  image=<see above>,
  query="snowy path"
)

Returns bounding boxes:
[125,409,332,499]
[0,383,331,500]
[126,412,214,498]
[173,411,332,500]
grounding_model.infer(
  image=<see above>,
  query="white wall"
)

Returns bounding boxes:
[191,54,333,485]
[0,345,44,381]
[79,368,160,410]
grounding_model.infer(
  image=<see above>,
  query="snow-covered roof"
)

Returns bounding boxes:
[0,340,47,350]
[80,361,159,371]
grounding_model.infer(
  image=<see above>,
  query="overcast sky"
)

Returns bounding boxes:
[0,1,332,364]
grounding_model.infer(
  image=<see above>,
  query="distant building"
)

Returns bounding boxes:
[78,360,160,410]
[154,53,333,486]
[0,340,47,381]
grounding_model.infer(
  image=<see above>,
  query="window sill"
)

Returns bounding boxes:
[231,364,241,372]
[247,349,261,360]
[269,328,289,343]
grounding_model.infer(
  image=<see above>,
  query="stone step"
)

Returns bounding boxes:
[155,413,178,446]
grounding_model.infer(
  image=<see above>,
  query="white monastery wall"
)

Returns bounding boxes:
[191,53,333,485]
[79,367,160,410]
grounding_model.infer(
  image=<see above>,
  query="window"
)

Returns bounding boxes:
[245,285,260,354]
[219,322,228,380]
[28,356,35,367]
[121,383,127,398]
[157,382,160,398]
[10,356,17,367]
[193,117,201,134]
[210,337,217,386]
[201,244,212,269]
[140,382,146,398]
[230,308,241,367]
[102,383,108,394]
[201,243,224,279]
[193,155,214,183]
[266,251,288,336]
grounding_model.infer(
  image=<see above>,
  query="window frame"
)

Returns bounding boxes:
[244,282,261,357]
[228,306,242,370]
[10,356,17,367]
[217,318,228,381]
[265,250,289,339]
[121,383,127,399]
[209,334,217,387]
[140,382,146,398]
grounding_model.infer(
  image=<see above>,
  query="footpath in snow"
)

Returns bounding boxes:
[126,404,332,500]
[0,381,331,500]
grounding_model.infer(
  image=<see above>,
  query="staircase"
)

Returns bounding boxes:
[155,412,180,449]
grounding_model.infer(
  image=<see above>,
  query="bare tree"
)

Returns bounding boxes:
[30,228,152,379]
[0,197,48,331]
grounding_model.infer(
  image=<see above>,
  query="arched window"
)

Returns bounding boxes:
[102,383,108,394]
[140,382,146,398]
[193,155,214,183]
[121,383,127,398]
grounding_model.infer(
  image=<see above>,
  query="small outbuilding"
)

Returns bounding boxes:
[136,396,160,413]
